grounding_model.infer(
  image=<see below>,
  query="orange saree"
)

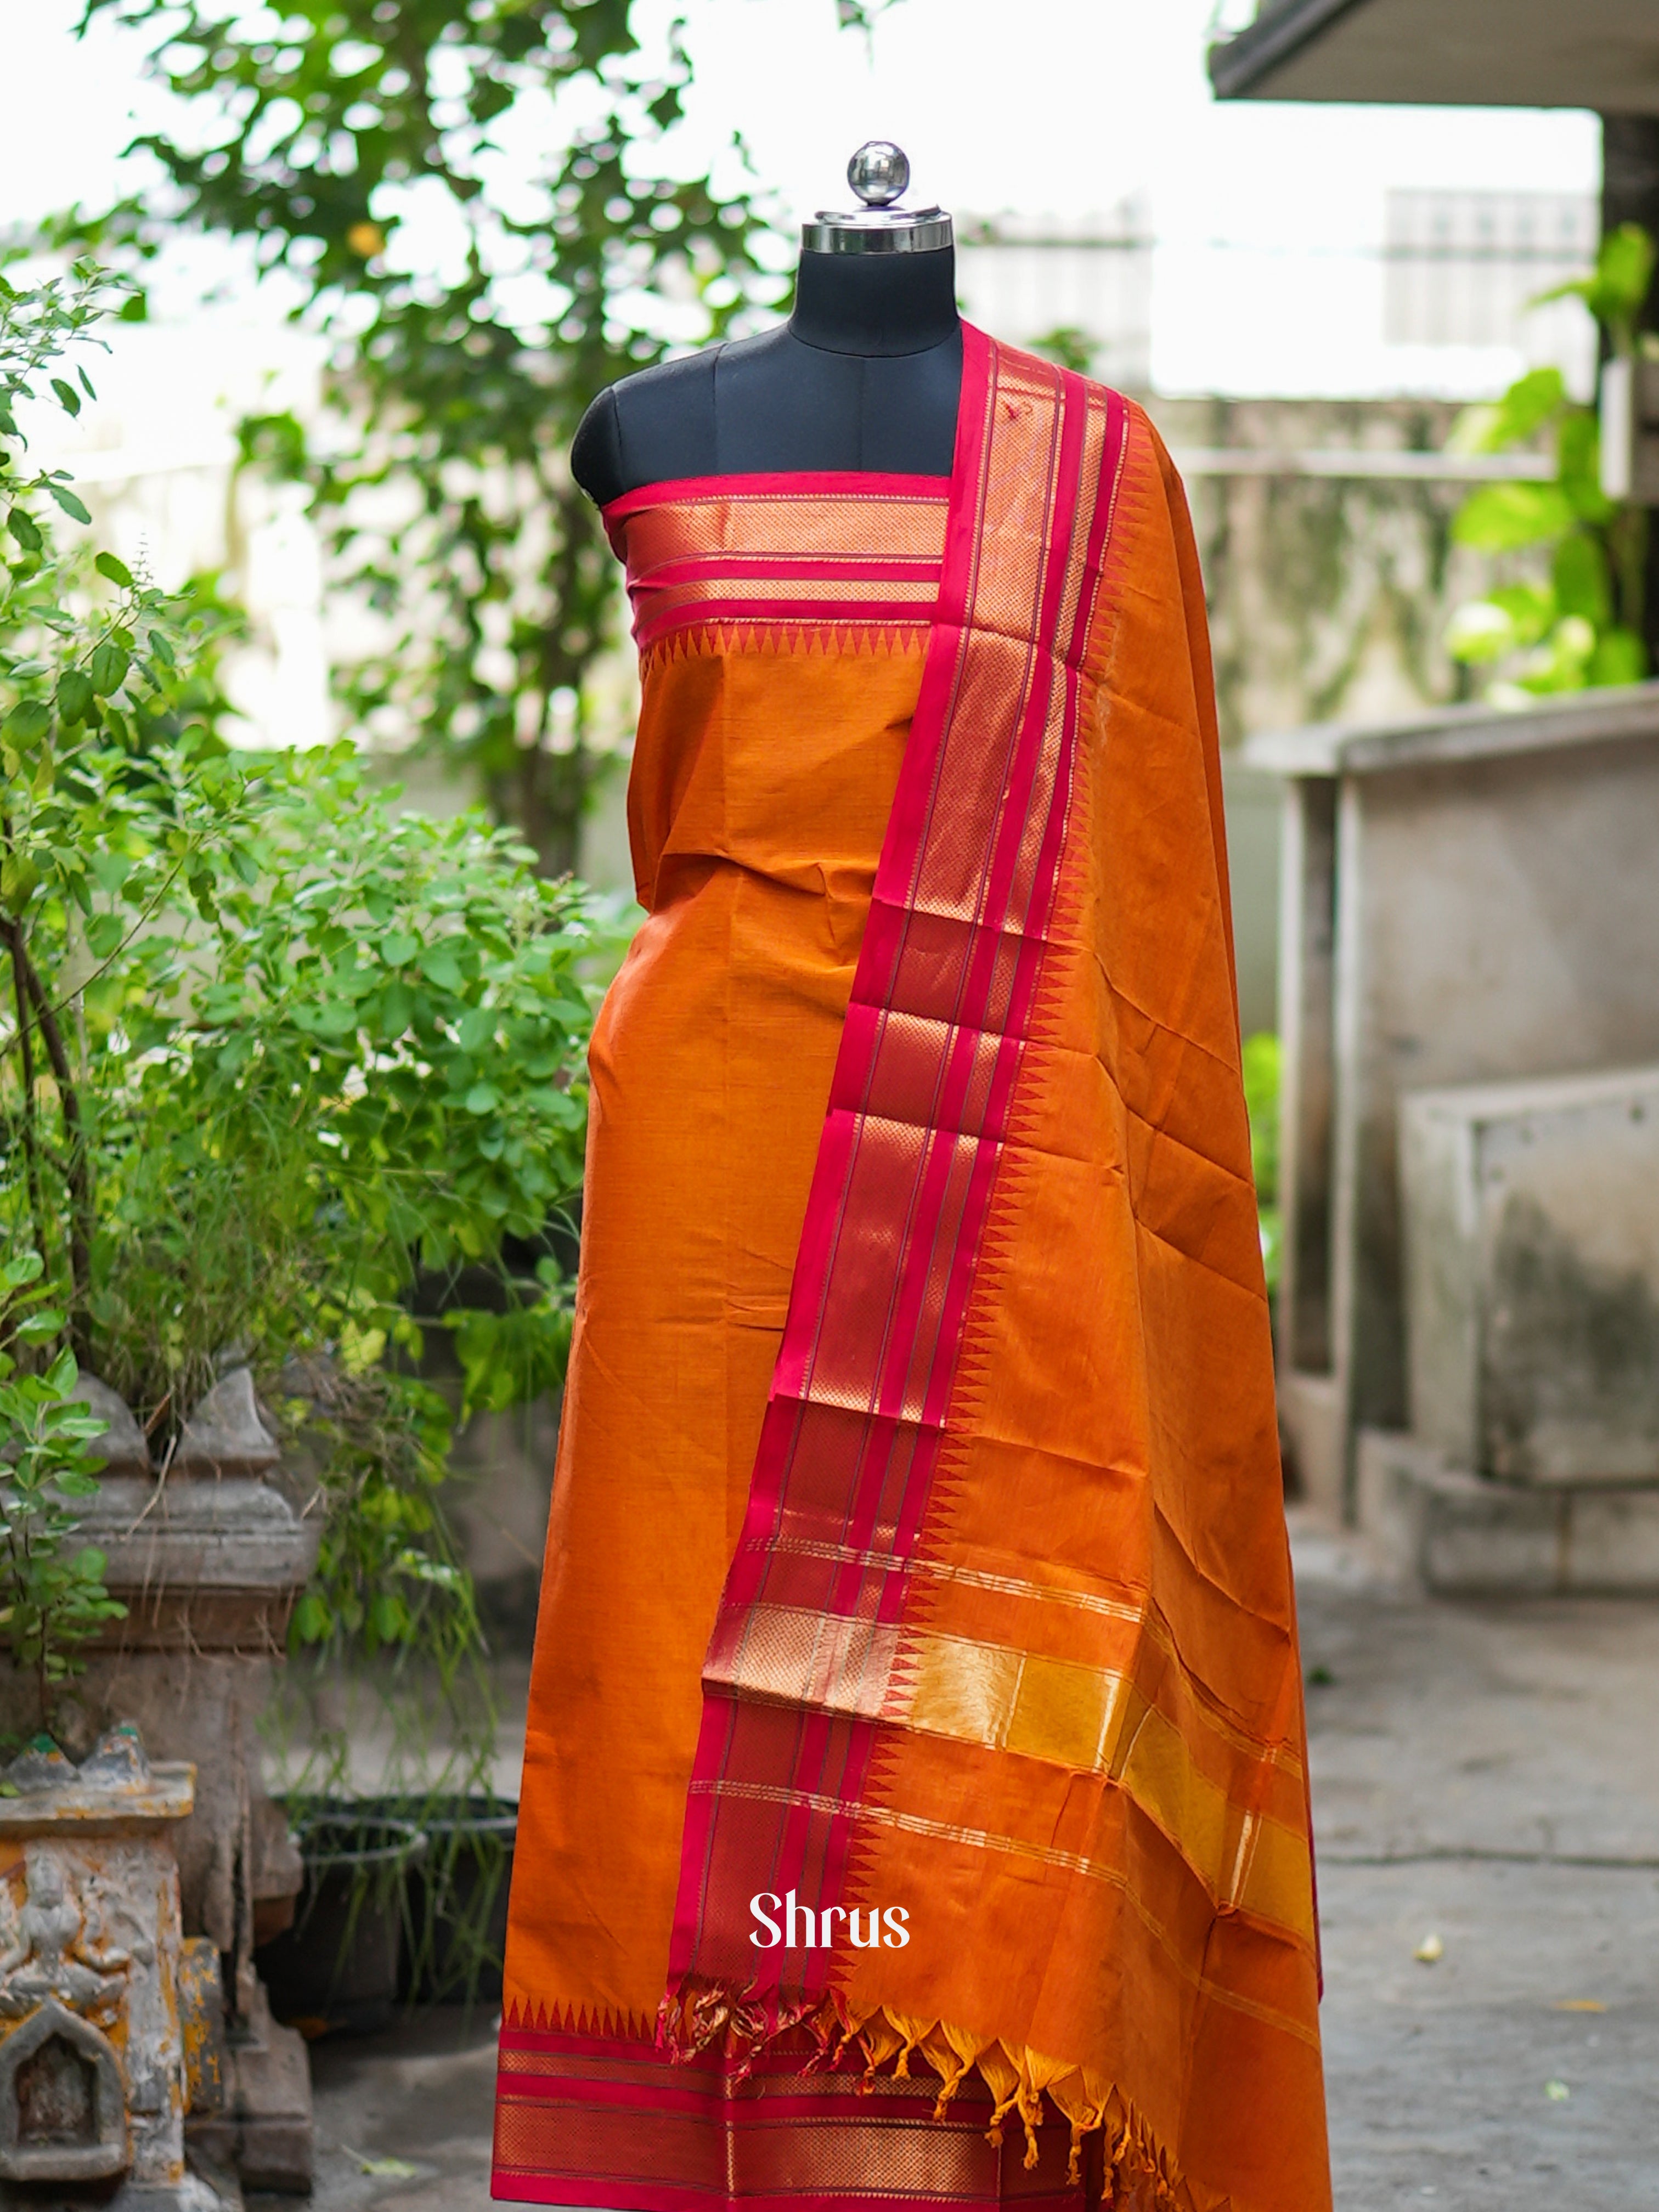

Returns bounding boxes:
[494,329,1330,2212]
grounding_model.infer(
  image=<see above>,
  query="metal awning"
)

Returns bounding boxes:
[1210,0,1659,111]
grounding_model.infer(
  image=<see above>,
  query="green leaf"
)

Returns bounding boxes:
[84,911,125,960]
[14,1312,67,1345]
[1558,411,1613,523]
[1449,366,1564,455]
[95,551,133,586]
[376,980,414,1036]
[1452,481,1576,551]
[88,852,132,894]
[6,507,42,553]
[1589,625,1647,686]
[379,930,420,967]
[50,379,82,419]
[291,1591,332,1644]
[1534,225,1658,347]
[1594,222,1656,328]
[1488,582,1556,641]
[370,1590,410,1644]
[88,640,130,696]
[0,854,41,915]
[5,699,50,743]
[463,1081,501,1114]
[47,482,92,525]
[421,947,465,993]
[1552,534,1611,628]
[0,1252,44,1291]
[56,669,95,723]
[53,1417,110,1442]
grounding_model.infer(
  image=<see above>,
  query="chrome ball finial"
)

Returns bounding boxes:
[802,141,948,253]
[848,140,910,208]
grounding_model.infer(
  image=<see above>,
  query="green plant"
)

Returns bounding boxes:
[1,263,242,1718]
[11,731,603,1664]
[0,1262,127,1724]
[1030,326,1097,375]
[1443,225,1656,700]
[1241,1030,1280,1295]
[61,0,894,868]
[1,268,604,1759]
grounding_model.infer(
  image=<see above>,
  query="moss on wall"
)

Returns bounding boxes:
[1148,394,1518,747]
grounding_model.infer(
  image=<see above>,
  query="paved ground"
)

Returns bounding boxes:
[268,1521,1659,2211]
[1294,1520,1659,2209]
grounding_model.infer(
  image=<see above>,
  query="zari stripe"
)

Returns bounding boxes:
[606,472,950,653]
[661,329,1130,2045]
[492,2021,1096,2210]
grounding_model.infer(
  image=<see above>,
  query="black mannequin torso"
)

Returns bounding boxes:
[571,247,963,505]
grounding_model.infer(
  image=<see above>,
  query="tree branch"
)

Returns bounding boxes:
[2,919,52,1296]
[21,942,94,1369]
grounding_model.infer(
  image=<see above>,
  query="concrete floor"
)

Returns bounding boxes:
[1293,1521,1659,2208]
[270,1523,1659,2211]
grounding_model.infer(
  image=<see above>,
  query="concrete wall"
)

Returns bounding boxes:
[1252,689,1659,1517]
[1150,395,1486,747]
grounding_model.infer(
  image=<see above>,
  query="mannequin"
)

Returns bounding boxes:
[571,143,963,503]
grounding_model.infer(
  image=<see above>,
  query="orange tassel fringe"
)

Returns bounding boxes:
[658,1984,1216,2211]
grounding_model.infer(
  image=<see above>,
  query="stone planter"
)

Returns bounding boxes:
[0,1725,227,2210]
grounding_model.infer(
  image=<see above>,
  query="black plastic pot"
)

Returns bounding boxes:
[366,1794,518,2004]
[255,1807,428,2038]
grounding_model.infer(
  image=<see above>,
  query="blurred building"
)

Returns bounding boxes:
[955,189,1599,403]
[1382,188,1596,383]
[1211,1,1659,123]
[955,202,1154,389]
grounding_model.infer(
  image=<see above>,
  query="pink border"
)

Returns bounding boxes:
[661,334,1128,2033]
[494,2181,1085,2212]
[493,2022,1091,2211]
[661,326,1001,2011]
[633,556,941,584]
[632,601,936,653]
[603,469,952,525]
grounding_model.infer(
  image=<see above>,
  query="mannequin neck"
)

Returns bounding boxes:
[788,245,960,359]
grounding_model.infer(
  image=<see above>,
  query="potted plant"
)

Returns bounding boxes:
[253,1803,430,2038]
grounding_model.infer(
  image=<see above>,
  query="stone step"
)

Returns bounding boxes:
[1358,1428,1659,1595]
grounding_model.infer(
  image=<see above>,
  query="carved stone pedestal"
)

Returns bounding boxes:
[0,1729,229,2210]
[0,1370,324,2193]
